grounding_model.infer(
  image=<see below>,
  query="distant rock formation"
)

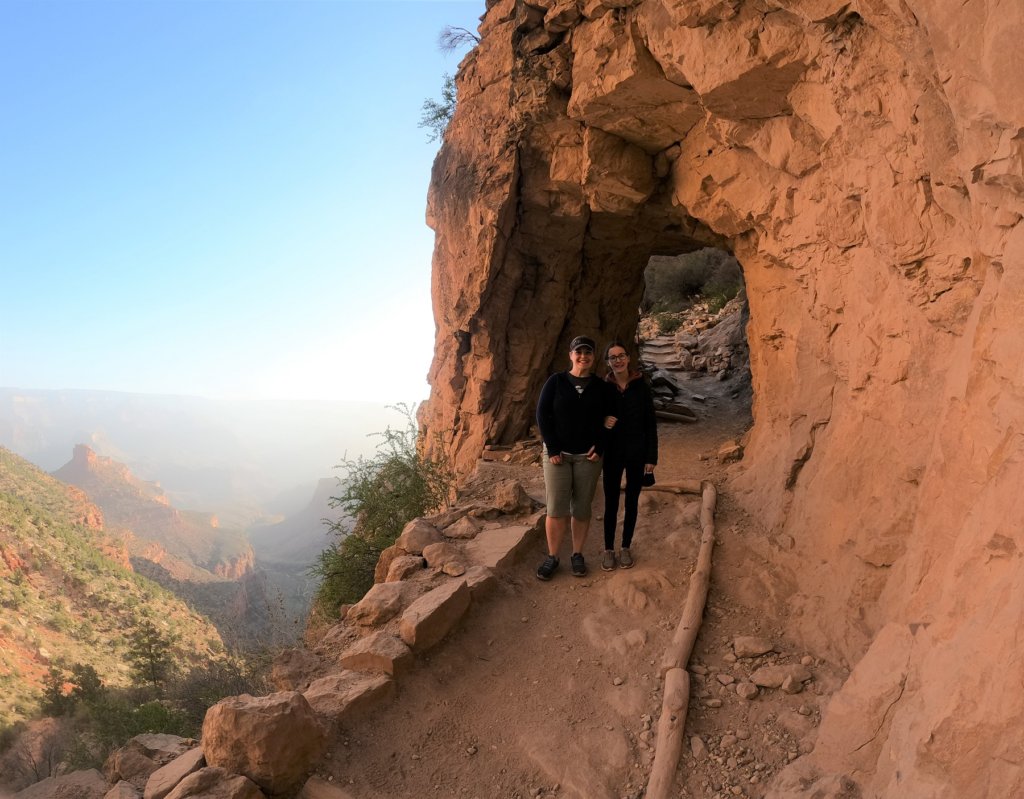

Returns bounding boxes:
[420,0,1023,795]
[54,445,254,583]
[50,445,301,648]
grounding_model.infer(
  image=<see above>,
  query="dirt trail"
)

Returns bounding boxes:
[318,373,842,799]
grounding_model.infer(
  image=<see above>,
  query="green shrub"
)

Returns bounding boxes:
[82,696,191,755]
[310,405,454,615]
[168,655,270,732]
[653,312,683,335]
[29,654,268,772]
[644,248,743,312]
[419,73,457,143]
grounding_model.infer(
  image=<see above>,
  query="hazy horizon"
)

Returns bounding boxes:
[0,386,414,526]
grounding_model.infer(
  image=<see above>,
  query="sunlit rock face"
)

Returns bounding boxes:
[422,0,1024,794]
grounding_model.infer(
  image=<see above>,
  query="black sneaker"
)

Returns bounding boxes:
[536,555,559,581]
[571,552,587,577]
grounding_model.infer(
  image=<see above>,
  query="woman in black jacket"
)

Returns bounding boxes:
[535,335,613,580]
[601,340,658,570]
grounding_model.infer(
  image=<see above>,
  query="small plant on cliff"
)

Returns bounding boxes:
[418,25,479,143]
[419,73,457,143]
[310,405,454,616]
[438,25,479,53]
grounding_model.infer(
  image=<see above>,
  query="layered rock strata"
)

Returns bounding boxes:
[422,0,1024,795]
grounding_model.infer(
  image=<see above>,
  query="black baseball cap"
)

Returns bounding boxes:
[569,336,596,352]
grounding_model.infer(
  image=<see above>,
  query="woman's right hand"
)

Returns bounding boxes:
[604,415,618,429]
[549,453,563,465]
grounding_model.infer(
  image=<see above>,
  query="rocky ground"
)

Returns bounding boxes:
[311,317,848,799]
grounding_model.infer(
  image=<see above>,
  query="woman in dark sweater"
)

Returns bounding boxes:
[601,340,658,570]
[535,335,613,580]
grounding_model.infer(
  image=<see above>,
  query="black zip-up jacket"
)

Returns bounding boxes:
[536,371,612,456]
[605,372,659,465]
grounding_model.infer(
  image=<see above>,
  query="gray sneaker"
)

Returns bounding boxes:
[570,552,587,577]
[601,550,616,571]
[618,548,634,569]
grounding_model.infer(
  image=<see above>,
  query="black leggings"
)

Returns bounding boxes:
[602,453,645,550]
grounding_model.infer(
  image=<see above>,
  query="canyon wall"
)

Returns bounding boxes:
[422,0,1024,794]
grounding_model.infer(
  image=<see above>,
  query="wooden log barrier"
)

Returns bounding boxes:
[644,480,718,799]
[643,479,703,496]
[645,668,690,799]
[655,410,698,424]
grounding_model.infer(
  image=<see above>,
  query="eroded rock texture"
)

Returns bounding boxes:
[422,0,1024,794]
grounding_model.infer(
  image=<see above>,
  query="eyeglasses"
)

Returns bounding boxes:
[572,347,594,355]
[607,353,628,362]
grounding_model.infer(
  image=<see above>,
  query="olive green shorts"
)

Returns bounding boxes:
[542,450,603,519]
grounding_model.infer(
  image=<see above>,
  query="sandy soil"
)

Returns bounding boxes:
[318,371,844,799]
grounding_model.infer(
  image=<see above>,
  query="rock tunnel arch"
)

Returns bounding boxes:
[425,160,742,475]
[420,0,1024,793]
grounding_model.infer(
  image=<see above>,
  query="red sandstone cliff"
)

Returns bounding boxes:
[54,444,254,582]
[421,0,1024,795]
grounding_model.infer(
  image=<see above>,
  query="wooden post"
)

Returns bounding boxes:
[645,668,690,798]
[644,480,718,799]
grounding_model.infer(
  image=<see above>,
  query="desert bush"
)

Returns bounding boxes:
[311,405,454,615]
[0,718,72,790]
[168,654,271,732]
[79,695,191,758]
[21,652,268,778]
[653,312,683,335]
[644,248,743,312]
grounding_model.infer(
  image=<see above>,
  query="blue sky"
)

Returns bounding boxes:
[0,0,483,403]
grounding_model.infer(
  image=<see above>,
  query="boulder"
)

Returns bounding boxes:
[395,518,443,554]
[144,747,205,799]
[13,769,109,799]
[399,579,471,652]
[106,783,142,799]
[442,515,481,540]
[373,544,403,584]
[345,582,409,626]
[463,525,538,571]
[106,736,195,792]
[492,479,534,514]
[201,692,325,797]
[338,630,413,676]
[421,542,465,572]
[385,555,425,582]
[163,768,264,799]
[302,672,394,721]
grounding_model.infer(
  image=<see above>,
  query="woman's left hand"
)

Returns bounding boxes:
[644,464,655,473]
[586,446,601,462]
